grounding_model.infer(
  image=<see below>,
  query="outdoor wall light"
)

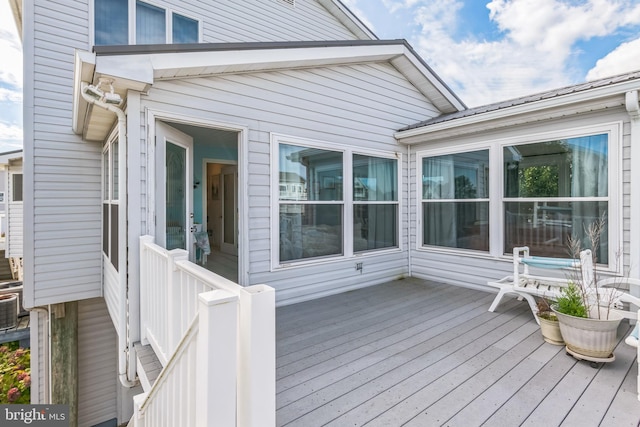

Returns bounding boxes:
[83,78,122,106]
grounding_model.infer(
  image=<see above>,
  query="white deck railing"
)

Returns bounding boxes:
[134,235,275,427]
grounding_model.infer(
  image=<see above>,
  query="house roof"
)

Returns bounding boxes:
[74,40,466,141]
[0,149,23,166]
[396,70,640,142]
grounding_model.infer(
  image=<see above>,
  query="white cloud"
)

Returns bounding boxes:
[0,122,22,150]
[0,3,22,89]
[388,0,640,107]
[586,37,640,80]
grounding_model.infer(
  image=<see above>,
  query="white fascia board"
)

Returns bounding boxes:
[391,50,465,112]
[146,44,406,79]
[8,0,22,42]
[395,79,640,142]
[72,50,96,135]
[95,55,154,90]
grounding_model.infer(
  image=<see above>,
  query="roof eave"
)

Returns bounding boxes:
[8,0,22,42]
[395,79,640,143]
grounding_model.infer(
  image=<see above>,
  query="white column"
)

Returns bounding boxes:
[626,91,640,278]
[238,285,276,427]
[196,290,239,427]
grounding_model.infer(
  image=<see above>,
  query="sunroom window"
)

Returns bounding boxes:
[94,0,199,46]
[279,144,344,262]
[421,150,490,251]
[504,134,609,263]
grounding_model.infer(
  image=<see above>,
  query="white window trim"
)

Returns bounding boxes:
[416,143,492,254]
[415,122,622,270]
[91,0,202,46]
[271,133,402,270]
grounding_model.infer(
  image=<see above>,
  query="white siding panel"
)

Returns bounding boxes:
[140,62,430,304]
[78,298,118,427]
[7,161,23,258]
[155,0,362,42]
[103,258,120,333]
[28,1,101,306]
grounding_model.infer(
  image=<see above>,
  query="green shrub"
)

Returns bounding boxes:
[0,342,31,404]
[555,283,588,318]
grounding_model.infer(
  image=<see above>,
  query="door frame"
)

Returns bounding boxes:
[220,165,238,255]
[201,158,238,253]
[147,109,249,285]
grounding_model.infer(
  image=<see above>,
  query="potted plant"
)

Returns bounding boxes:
[536,297,563,345]
[552,283,622,359]
[551,216,623,360]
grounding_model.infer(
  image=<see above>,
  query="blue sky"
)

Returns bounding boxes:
[2,0,640,151]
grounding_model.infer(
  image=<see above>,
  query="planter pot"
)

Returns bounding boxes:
[552,306,623,358]
[538,313,564,345]
[0,293,18,330]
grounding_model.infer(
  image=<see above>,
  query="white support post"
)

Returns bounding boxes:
[238,285,276,427]
[139,236,154,346]
[196,290,239,427]
[132,393,147,427]
[167,250,188,354]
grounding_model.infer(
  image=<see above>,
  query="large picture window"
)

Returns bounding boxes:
[504,134,609,263]
[94,0,199,46]
[421,150,489,251]
[279,144,344,262]
[276,137,400,265]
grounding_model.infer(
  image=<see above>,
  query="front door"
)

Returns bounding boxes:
[155,122,194,259]
[220,165,238,255]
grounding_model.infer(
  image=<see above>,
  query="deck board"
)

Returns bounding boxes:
[276,278,640,427]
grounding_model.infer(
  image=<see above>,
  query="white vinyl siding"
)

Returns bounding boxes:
[8,164,23,258]
[27,0,102,306]
[144,0,362,42]
[139,62,437,305]
[409,109,629,292]
[78,298,118,426]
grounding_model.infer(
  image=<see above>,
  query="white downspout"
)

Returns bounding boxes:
[407,144,412,277]
[80,82,137,388]
[626,90,640,279]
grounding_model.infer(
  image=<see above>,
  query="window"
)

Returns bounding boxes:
[11,174,23,202]
[418,125,618,266]
[275,136,399,265]
[94,0,199,46]
[421,150,489,251]
[279,144,344,262]
[504,134,609,263]
[353,155,398,252]
[103,138,119,270]
[136,1,165,44]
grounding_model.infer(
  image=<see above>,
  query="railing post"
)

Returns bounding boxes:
[197,290,239,427]
[139,236,154,346]
[238,285,276,427]
[132,392,147,427]
[167,250,188,355]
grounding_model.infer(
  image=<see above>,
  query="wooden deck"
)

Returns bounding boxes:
[276,278,640,426]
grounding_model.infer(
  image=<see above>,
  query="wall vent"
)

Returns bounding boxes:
[280,0,295,6]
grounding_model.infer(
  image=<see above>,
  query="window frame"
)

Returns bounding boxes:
[416,144,492,253]
[92,0,202,46]
[102,134,120,270]
[271,133,402,270]
[416,122,622,269]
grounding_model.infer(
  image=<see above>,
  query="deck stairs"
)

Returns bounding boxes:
[0,251,14,281]
[126,236,276,427]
